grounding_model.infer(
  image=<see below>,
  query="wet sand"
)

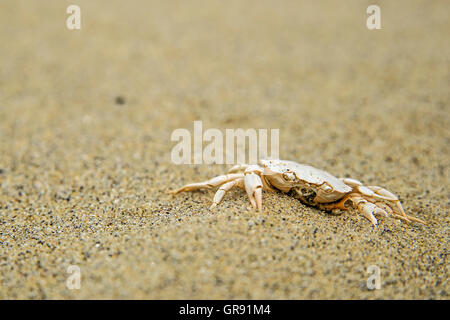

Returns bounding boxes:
[0,0,448,299]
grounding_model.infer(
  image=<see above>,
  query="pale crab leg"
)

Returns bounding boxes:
[210,178,244,209]
[363,196,420,223]
[317,194,386,226]
[230,164,276,193]
[228,164,251,173]
[355,188,410,222]
[357,200,380,226]
[360,197,414,223]
[374,201,393,217]
[365,186,426,224]
[244,167,264,211]
[316,194,379,226]
[341,178,426,225]
[170,173,244,194]
[364,186,406,215]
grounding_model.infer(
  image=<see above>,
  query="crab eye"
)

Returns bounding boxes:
[282,172,295,181]
[322,182,334,193]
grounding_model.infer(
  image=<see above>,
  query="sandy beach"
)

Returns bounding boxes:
[0,0,448,299]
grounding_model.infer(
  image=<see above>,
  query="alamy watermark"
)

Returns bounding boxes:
[171,121,279,165]
[66,265,81,290]
[65,5,380,31]
[366,5,381,30]
[366,265,381,290]
[66,5,81,30]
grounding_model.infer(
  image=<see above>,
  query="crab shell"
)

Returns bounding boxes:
[260,159,352,203]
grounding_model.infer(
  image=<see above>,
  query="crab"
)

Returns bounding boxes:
[170,159,426,226]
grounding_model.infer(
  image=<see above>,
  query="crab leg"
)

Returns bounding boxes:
[365,186,426,224]
[170,173,244,194]
[244,166,264,211]
[228,164,251,173]
[360,199,397,226]
[362,196,423,223]
[317,194,352,212]
[357,200,380,226]
[340,178,426,224]
[363,186,407,216]
[210,178,244,209]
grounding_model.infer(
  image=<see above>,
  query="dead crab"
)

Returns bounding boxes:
[170,159,426,226]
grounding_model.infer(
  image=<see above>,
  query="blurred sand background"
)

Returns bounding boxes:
[0,0,448,299]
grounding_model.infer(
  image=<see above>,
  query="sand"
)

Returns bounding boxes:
[0,0,448,299]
